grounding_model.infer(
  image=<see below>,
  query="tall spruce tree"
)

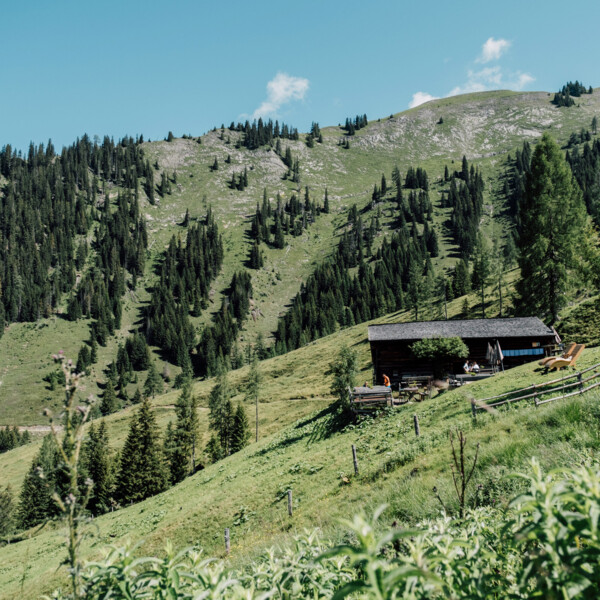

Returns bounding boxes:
[100,380,118,416]
[169,382,200,483]
[144,362,163,398]
[230,404,250,453]
[249,240,264,269]
[208,370,235,456]
[82,421,112,516]
[489,234,505,317]
[162,422,178,484]
[515,133,594,322]
[115,397,167,505]
[18,435,59,529]
[90,338,98,364]
[0,485,15,537]
[453,258,471,297]
[471,234,491,318]
[76,345,91,374]
[323,188,330,213]
[245,357,261,442]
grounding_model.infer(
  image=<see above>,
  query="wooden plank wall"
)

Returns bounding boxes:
[371,335,556,384]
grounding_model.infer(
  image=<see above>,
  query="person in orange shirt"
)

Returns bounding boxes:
[383,373,391,388]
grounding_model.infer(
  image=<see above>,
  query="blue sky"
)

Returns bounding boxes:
[1,0,598,152]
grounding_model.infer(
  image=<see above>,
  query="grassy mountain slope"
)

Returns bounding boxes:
[0,270,519,494]
[2,88,599,426]
[1,286,600,597]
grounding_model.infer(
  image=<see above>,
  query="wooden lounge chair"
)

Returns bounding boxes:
[546,344,585,371]
[538,342,576,367]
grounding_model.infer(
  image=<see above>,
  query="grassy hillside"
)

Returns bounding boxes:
[1,298,600,597]
[2,88,600,598]
[0,271,522,494]
[1,88,599,425]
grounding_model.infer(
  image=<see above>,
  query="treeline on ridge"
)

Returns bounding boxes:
[225,118,299,150]
[552,80,593,107]
[343,114,368,135]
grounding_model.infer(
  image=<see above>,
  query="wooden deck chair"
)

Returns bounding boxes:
[547,344,585,371]
[538,342,576,367]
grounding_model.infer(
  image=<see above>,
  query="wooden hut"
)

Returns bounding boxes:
[368,317,556,387]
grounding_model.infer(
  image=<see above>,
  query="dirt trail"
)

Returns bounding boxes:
[0,425,63,433]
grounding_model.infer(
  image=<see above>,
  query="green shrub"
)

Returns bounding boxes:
[50,459,600,599]
[329,345,358,408]
[410,337,468,378]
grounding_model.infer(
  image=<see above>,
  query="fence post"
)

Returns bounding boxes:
[287,489,293,517]
[471,398,477,419]
[413,414,420,437]
[352,444,359,476]
[225,528,230,555]
[578,372,583,393]
[532,384,538,407]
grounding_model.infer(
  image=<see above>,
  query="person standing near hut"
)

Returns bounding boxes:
[383,373,391,388]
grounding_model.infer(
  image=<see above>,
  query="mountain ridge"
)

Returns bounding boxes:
[0,87,598,425]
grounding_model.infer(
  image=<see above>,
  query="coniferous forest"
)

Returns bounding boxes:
[1,84,599,386]
[273,158,483,354]
[0,136,148,343]
[4,83,600,599]
[146,210,223,366]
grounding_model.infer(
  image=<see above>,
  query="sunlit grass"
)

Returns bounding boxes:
[1,311,599,598]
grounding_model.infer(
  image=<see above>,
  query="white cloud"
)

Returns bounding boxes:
[448,66,534,97]
[251,73,309,119]
[448,66,501,96]
[409,38,534,111]
[515,72,535,90]
[409,91,439,108]
[477,37,511,63]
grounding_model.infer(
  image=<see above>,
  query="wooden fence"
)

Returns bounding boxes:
[471,361,600,415]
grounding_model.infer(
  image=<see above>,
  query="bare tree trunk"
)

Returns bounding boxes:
[444,286,448,320]
[498,274,503,317]
[481,283,485,319]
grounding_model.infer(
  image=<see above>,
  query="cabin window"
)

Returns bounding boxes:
[503,348,544,357]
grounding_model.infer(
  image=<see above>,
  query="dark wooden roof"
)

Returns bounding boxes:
[368,317,554,342]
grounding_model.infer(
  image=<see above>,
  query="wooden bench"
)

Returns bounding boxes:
[400,375,433,400]
[455,372,495,383]
[398,386,428,402]
[401,374,433,386]
[349,386,393,413]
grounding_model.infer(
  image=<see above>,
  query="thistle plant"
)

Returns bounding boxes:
[47,351,96,599]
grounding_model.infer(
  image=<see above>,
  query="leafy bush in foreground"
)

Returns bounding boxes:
[49,459,600,599]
